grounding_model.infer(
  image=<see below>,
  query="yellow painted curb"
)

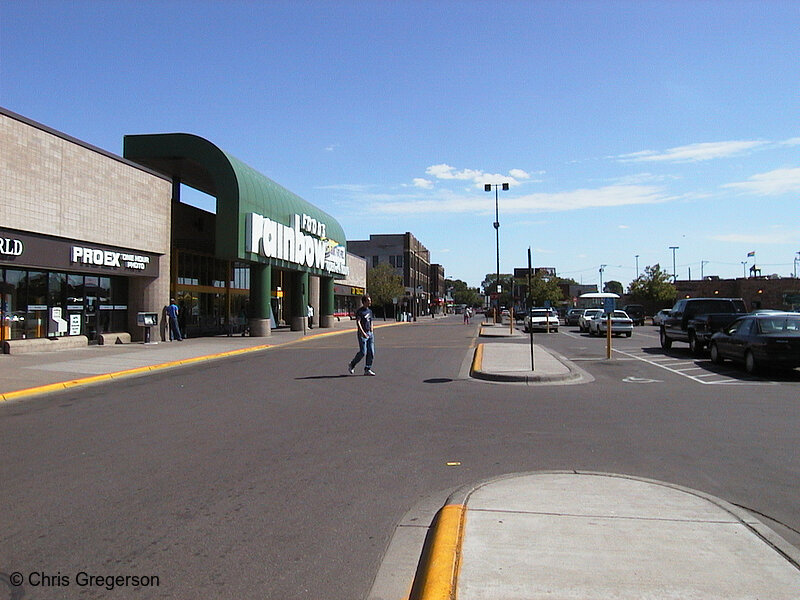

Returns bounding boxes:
[0,328,358,402]
[0,323,409,403]
[2,382,70,401]
[62,374,114,387]
[409,503,467,600]
[470,343,484,376]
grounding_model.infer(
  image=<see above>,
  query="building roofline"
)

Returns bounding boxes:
[0,106,170,182]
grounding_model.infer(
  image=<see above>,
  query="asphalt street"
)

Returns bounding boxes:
[1,315,798,599]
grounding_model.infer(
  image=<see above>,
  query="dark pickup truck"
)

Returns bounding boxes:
[660,297,747,354]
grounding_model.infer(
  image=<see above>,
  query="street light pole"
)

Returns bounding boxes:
[485,182,509,324]
[599,264,607,292]
[741,261,747,278]
[669,246,679,282]
[635,254,639,277]
[701,260,709,280]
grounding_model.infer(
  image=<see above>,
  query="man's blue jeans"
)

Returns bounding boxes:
[350,333,374,369]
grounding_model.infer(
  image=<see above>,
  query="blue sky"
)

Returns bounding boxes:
[2,1,799,289]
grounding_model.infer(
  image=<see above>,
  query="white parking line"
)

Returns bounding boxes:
[559,329,781,385]
[612,348,776,386]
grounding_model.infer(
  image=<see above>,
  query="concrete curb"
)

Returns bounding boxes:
[407,470,800,600]
[0,321,409,403]
[469,342,583,384]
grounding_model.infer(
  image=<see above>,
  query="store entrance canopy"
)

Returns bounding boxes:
[123,133,347,276]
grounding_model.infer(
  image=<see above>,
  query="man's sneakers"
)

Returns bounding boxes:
[347,365,375,376]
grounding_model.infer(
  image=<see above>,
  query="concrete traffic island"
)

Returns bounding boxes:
[470,342,586,384]
[478,322,523,338]
[407,471,800,600]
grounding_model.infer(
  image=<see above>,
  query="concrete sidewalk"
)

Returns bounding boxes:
[471,322,587,384]
[0,317,379,401]
[407,471,800,600]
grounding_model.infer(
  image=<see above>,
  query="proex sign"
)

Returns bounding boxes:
[71,246,151,270]
[246,212,348,276]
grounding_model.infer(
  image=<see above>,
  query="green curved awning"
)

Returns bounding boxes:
[123,133,347,276]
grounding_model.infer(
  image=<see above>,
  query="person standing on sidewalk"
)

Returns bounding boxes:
[166,298,183,341]
[307,303,314,329]
[348,295,375,376]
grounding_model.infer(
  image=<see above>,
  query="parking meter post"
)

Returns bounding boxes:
[530,327,535,371]
[510,307,513,334]
[606,314,612,359]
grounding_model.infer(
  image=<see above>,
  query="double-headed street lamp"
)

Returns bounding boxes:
[669,246,679,282]
[485,182,509,323]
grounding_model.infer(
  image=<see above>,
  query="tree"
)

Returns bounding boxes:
[525,272,564,307]
[604,280,624,295]
[367,263,404,317]
[446,278,482,307]
[627,264,676,311]
[481,273,514,308]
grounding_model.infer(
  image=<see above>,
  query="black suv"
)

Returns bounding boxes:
[622,304,645,326]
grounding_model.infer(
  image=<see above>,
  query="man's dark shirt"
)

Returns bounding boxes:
[355,305,373,335]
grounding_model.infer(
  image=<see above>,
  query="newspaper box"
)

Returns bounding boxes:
[137,312,158,343]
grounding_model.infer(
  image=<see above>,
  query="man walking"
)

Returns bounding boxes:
[348,295,375,376]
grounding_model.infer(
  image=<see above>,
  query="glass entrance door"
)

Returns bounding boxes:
[84,276,99,341]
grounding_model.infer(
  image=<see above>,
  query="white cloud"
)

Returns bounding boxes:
[710,231,800,245]
[781,137,800,146]
[723,167,800,196]
[368,184,669,215]
[424,163,532,188]
[619,140,767,163]
[618,225,629,229]
[610,172,680,185]
[412,178,434,189]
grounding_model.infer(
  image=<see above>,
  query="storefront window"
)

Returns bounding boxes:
[49,272,67,309]
[66,274,84,336]
[24,271,48,339]
[4,270,26,339]
[232,263,250,290]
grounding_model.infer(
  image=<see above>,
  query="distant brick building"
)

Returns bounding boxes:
[673,277,800,312]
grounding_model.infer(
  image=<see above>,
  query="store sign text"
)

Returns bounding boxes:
[0,237,24,256]
[71,246,151,270]
[247,212,348,276]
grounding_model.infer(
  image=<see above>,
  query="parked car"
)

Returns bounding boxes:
[660,297,748,355]
[565,308,583,326]
[588,310,633,337]
[622,304,645,326]
[578,308,604,333]
[523,308,559,333]
[652,309,670,326]
[709,312,800,374]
